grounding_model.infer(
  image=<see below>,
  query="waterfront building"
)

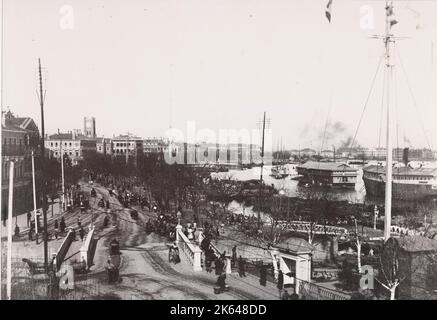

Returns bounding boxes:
[296,161,358,187]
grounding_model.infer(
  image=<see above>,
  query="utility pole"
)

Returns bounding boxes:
[60,140,65,212]
[258,112,267,230]
[31,151,38,234]
[7,161,14,300]
[38,58,49,269]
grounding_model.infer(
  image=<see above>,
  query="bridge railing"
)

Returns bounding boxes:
[54,230,74,271]
[175,225,202,271]
[80,226,97,268]
[275,220,348,236]
[298,279,350,300]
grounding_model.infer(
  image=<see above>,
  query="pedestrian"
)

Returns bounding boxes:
[103,215,109,227]
[77,217,82,229]
[79,227,85,241]
[27,211,31,227]
[105,259,115,283]
[281,290,290,300]
[289,288,299,300]
[277,270,284,298]
[54,227,59,240]
[259,265,267,287]
[232,245,237,266]
[172,242,180,264]
[60,217,66,234]
[238,256,246,277]
[54,219,59,230]
[71,228,76,241]
[216,273,227,293]
[14,224,20,238]
[28,228,33,241]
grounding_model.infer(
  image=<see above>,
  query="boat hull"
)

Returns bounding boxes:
[363,176,437,200]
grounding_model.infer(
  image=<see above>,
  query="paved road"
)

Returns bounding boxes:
[88,183,278,300]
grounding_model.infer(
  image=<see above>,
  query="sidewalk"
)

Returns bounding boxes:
[1,199,64,239]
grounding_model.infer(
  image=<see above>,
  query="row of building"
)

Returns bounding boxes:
[44,117,265,166]
[289,147,435,161]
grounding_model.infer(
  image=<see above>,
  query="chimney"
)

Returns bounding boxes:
[1,111,5,126]
[72,130,76,140]
[403,148,409,167]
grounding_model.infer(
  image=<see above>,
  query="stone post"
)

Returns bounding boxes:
[193,247,203,271]
[176,225,183,243]
[225,256,232,274]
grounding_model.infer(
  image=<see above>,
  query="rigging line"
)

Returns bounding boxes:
[393,50,400,163]
[349,53,385,156]
[378,66,387,150]
[395,44,433,151]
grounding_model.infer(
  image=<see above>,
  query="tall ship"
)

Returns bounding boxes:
[359,2,436,201]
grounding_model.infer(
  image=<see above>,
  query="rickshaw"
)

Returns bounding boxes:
[90,188,97,197]
[130,209,138,220]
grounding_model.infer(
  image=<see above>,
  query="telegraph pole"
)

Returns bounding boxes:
[38,58,49,269]
[31,151,38,234]
[60,140,65,212]
[7,161,14,300]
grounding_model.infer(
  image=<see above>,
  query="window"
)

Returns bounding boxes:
[55,142,58,147]
[69,142,72,147]
[69,152,72,155]
[76,152,79,156]
[51,142,53,147]
[3,138,6,145]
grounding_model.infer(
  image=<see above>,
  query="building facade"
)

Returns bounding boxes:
[45,132,97,165]
[1,110,40,217]
[143,137,168,155]
[112,134,144,159]
[96,137,113,155]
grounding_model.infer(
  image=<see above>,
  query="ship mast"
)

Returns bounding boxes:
[384,1,394,241]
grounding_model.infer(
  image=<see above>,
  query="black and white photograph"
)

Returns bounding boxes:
[1,0,437,303]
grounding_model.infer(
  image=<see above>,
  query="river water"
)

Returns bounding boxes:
[212,163,437,218]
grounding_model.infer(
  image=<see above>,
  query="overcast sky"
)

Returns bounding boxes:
[2,0,437,150]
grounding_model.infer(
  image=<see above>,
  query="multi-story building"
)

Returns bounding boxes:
[2,110,40,216]
[143,137,168,155]
[45,132,96,165]
[96,137,113,155]
[112,134,144,159]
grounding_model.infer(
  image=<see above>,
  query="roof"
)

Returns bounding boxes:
[113,135,143,141]
[2,111,39,133]
[297,161,357,172]
[395,235,437,253]
[48,133,94,141]
[364,164,437,177]
[96,137,111,143]
[274,237,314,254]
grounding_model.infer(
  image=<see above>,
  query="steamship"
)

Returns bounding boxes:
[363,149,437,200]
